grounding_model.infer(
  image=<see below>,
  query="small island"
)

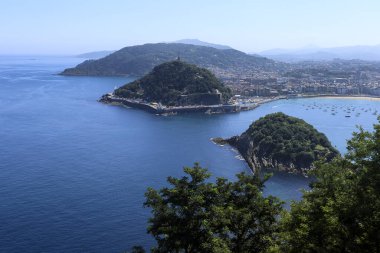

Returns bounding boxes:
[214,112,339,174]
[100,60,247,114]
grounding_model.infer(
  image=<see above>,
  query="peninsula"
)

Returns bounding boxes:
[214,112,339,174]
[99,60,244,114]
[61,43,276,77]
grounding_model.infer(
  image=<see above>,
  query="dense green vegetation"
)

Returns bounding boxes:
[128,118,380,252]
[114,60,231,106]
[61,43,276,76]
[231,112,339,171]
[278,123,380,252]
[144,164,282,253]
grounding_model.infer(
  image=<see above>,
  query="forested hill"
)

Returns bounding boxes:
[225,112,339,174]
[113,60,231,106]
[61,43,277,77]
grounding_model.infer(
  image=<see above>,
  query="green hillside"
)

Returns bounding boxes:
[61,43,276,76]
[113,60,231,106]
[226,112,339,173]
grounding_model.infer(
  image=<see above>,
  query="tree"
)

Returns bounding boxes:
[144,163,223,253]
[213,173,283,253]
[144,163,283,253]
[278,120,380,253]
[142,119,380,252]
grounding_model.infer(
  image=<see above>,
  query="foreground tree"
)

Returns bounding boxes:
[278,121,380,253]
[219,174,282,253]
[144,163,283,253]
[141,119,380,252]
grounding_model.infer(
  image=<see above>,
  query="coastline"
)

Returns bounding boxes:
[99,93,380,116]
[99,94,247,115]
[228,94,380,114]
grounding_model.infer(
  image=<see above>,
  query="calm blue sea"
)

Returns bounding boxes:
[1,56,379,252]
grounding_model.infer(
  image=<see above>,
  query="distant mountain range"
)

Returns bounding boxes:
[76,41,380,63]
[258,45,380,62]
[76,39,232,60]
[173,39,233,50]
[76,50,116,59]
[62,43,275,77]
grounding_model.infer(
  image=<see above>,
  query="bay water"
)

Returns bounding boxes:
[1,56,379,252]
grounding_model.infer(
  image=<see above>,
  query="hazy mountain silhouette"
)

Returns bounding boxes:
[173,39,233,50]
[257,44,380,62]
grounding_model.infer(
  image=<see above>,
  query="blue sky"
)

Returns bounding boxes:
[1,0,379,54]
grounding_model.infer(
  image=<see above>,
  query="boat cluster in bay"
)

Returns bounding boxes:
[302,102,378,117]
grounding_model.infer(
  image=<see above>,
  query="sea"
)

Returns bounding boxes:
[1,55,379,252]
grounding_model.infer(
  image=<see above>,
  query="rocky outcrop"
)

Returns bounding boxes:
[226,135,312,175]
[214,113,339,175]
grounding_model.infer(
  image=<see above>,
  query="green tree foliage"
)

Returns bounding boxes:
[236,112,339,170]
[213,173,283,252]
[140,117,380,253]
[144,163,283,253]
[114,61,231,106]
[278,121,380,252]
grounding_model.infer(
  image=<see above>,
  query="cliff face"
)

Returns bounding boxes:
[227,135,309,174]
[220,113,339,174]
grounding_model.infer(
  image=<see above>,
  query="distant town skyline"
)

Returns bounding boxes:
[1,0,379,55]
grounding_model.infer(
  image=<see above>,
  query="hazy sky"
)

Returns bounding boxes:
[1,0,379,55]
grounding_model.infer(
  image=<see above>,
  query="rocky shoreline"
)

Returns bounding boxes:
[99,94,257,115]
[212,113,339,176]
[212,137,313,176]
[100,92,379,117]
